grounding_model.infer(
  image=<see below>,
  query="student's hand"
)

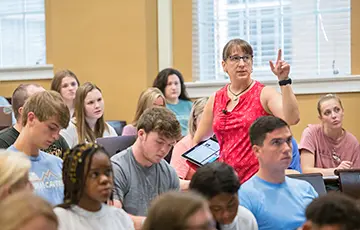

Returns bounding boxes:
[269,49,290,80]
[336,161,353,169]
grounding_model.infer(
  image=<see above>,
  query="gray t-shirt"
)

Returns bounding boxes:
[111,147,180,216]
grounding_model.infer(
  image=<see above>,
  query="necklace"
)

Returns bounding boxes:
[228,80,253,101]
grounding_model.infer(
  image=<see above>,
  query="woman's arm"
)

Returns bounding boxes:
[192,95,215,145]
[266,49,300,125]
[262,86,300,125]
[301,149,345,176]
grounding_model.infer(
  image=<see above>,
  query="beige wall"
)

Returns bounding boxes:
[172,0,360,140]
[0,1,359,139]
[0,0,158,124]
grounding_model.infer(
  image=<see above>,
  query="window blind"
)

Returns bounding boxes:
[0,0,45,68]
[192,0,351,81]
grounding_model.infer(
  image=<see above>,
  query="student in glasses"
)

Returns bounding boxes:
[193,38,300,184]
[299,94,360,176]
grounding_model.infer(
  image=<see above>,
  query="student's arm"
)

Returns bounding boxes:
[300,149,352,176]
[262,86,300,125]
[192,95,215,146]
[112,200,145,230]
[179,179,190,191]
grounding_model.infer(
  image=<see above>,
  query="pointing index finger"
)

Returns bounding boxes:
[277,48,282,62]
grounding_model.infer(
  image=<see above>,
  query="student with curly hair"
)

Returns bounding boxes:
[54,143,134,230]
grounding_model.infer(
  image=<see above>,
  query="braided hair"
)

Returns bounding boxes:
[58,143,112,209]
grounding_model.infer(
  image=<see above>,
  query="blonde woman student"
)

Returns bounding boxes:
[170,97,208,180]
[60,82,117,148]
[0,150,33,200]
[122,87,166,136]
[299,94,360,176]
[0,192,58,230]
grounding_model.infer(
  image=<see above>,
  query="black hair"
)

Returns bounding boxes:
[306,193,360,230]
[57,143,112,209]
[189,162,240,198]
[249,116,289,146]
[153,68,191,101]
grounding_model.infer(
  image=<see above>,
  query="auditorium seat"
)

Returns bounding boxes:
[107,120,127,136]
[96,135,136,157]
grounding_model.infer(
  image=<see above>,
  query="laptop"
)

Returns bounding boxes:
[181,137,220,167]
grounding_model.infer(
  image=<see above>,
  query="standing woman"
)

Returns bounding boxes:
[122,87,166,136]
[193,39,300,183]
[153,68,192,136]
[60,82,117,148]
[51,69,80,118]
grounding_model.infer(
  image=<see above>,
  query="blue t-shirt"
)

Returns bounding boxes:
[238,175,318,230]
[166,99,192,136]
[7,145,64,206]
[288,138,302,172]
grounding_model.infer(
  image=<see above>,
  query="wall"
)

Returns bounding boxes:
[173,0,360,141]
[0,1,359,137]
[0,0,158,124]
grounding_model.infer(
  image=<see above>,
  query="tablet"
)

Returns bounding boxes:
[181,137,220,167]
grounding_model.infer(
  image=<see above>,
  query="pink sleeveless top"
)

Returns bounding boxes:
[213,81,269,183]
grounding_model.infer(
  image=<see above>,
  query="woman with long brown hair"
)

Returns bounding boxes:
[60,82,117,148]
[51,69,80,117]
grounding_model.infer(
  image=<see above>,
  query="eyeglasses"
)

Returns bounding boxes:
[227,55,252,64]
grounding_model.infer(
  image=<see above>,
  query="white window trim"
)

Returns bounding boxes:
[185,76,360,98]
[0,64,54,81]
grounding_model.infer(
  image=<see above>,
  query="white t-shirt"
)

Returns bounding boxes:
[60,119,117,148]
[220,206,258,230]
[54,204,134,230]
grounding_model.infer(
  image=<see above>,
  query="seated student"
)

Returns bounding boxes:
[171,97,207,180]
[299,94,360,176]
[0,191,58,230]
[54,143,134,230]
[153,68,192,136]
[0,150,33,200]
[238,116,318,230]
[142,191,216,230]
[51,69,80,118]
[190,161,258,230]
[7,90,70,205]
[0,84,69,156]
[300,193,360,230]
[122,87,165,136]
[60,82,117,148]
[111,107,182,229]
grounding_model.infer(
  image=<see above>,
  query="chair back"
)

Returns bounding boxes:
[287,173,327,195]
[335,169,360,199]
[107,120,127,136]
[96,135,136,157]
[0,106,12,131]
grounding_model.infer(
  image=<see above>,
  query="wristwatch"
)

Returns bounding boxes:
[279,78,292,86]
